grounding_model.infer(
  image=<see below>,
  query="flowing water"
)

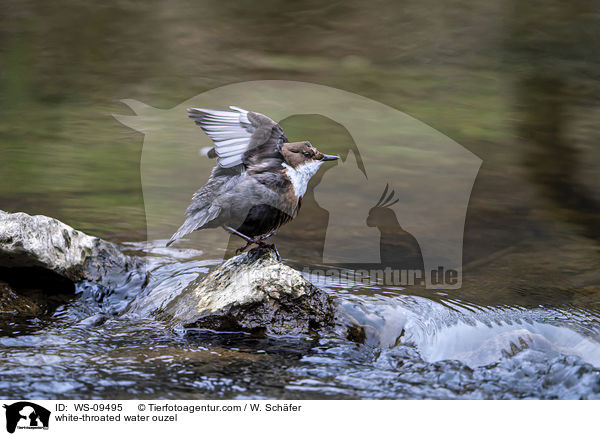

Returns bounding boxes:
[1,0,600,399]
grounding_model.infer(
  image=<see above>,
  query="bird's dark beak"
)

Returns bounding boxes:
[321,154,340,161]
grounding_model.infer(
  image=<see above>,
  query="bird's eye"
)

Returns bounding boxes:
[303,152,311,157]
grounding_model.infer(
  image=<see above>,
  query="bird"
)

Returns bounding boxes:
[167,106,339,259]
[366,184,424,271]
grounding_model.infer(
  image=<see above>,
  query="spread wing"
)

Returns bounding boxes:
[188,106,287,168]
[168,107,289,246]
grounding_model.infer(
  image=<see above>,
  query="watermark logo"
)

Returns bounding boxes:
[3,402,50,433]
[115,80,481,289]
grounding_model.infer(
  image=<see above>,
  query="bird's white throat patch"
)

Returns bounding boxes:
[283,161,324,197]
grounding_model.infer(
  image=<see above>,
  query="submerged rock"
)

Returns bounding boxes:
[0,210,137,284]
[157,247,336,335]
[0,281,42,316]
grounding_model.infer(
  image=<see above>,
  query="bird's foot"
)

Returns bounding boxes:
[254,230,280,260]
[257,241,281,261]
[235,239,256,255]
[234,239,281,260]
[224,226,281,260]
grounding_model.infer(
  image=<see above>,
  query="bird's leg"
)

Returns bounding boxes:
[257,229,278,241]
[223,226,253,242]
[223,226,261,255]
[223,226,281,260]
[256,230,281,261]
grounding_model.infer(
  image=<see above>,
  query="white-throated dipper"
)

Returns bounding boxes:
[167,106,339,259]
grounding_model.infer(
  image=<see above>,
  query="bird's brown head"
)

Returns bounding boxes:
[281,141,339,169]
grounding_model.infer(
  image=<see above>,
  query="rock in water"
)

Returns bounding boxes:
[157,247,336,335]
[0,210,340,335]
[0,281,42,316]
[0,210,137,285]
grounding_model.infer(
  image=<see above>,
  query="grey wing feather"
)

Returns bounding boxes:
[188,106,284,168]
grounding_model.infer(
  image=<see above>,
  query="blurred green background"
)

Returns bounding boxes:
[1,0,599,304]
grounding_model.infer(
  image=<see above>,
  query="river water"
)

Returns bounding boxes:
[1,0,599,399]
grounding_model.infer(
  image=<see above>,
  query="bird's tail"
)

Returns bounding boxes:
[166,205,221,247]
[200,147,217,158]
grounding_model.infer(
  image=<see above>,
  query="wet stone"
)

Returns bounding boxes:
[157,247,337,336]
[0,210,138,285]
[0,281,42,317]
